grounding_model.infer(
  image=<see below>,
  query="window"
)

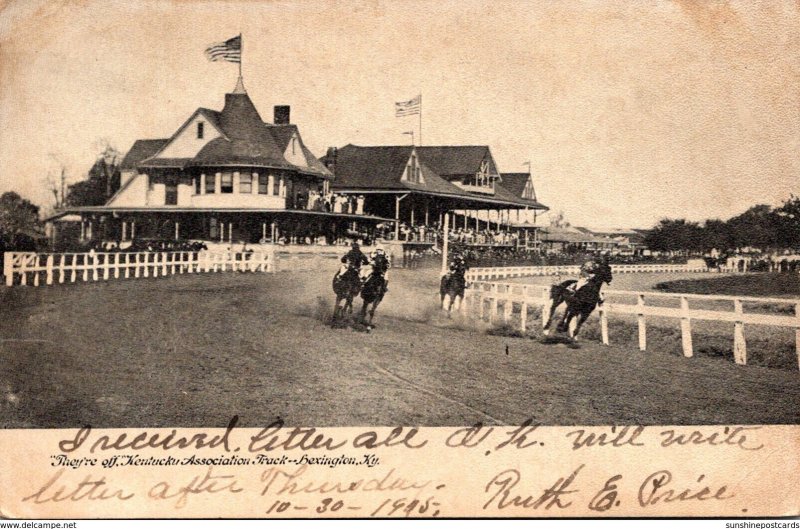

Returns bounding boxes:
[221,172,233,194]
[240,173,252,193]
[258,174,268,194]
[197,122,204,139]
[272,175,280,196]
[291,137,297,155]
[205,173,216,194]
[194,175,201,194]
[165,183,177,205]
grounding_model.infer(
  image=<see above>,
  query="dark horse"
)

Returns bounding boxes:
[543,266,612,340]
[332,265,362,321]
[359,257,389,328]
[440,265,468,313]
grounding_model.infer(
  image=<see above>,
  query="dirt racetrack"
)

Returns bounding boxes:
[1,265,799,427]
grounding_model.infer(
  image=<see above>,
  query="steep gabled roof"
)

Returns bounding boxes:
[499,172,530,197]
[135,91,330,178]
[328,145,413,189]
[327,144,548,210]
[119,139,169,170]
[416,145,499,178]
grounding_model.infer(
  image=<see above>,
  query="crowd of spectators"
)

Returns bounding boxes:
[290,191,366,215]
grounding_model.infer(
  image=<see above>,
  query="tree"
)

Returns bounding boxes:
[0,192,42,240]
[644,218,704,254]
[774,194,800,249]
[549,210,570,228]
[64,143,122,207]
[726,204,779,250]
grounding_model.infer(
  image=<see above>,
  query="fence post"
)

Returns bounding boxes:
[637,294,646,351]
[3,253,12,286]
[478,286,485,320]
[92,254,99,282]
[46,255,54,285]
[502,286,512,323]
[680,296,694,358]
[58,255,66,284]
[733,299,747,365]
[541,287,550,329]
[490,284,498,323]
[600,305,609,345]
[33,255,40,286]
[102,254,110,281]
[519,286,528,333]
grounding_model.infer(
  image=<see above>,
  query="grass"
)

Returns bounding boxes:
[1,268,799,428]
[655,272,800,298]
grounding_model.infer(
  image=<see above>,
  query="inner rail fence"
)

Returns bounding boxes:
[465,263,709,281]
[3,250,275,286]
[464,280,800,371]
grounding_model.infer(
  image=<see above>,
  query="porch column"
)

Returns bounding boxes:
[268,174,275,195]
[80,220,85,242]
[279,177,285,197]
[200,173,206,194]
[410,205,415,226]
[87,220,93,240]
[219,219,224,242]
[228,222,233,243]
[252,172,259,194]
[425,203,429,225]
[122,221,127,241]
[215,172,222,194]
[464,211,468,229]
[131,220,136,240]
[262,222,267,241]
[475,212,479,231]
[395,196,401,240]
[175,221,180,241]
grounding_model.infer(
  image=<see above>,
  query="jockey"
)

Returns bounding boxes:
[449,252,468,275]
[568,259,598,294]
[340,241,369,277]
[369,245,391,290]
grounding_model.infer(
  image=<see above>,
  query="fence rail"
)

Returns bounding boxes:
[465,263,709,281]
[464,280,800,371]
[3,250,274,286]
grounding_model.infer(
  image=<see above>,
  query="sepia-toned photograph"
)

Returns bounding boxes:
[0,0,799,522]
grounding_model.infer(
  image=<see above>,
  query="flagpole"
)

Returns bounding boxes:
[419,94,423,146]
[239,33,243,79]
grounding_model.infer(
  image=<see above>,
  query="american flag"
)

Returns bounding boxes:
[395,95,421,117]
[205,35,242,64]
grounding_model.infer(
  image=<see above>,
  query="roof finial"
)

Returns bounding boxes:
[232,75,246,94]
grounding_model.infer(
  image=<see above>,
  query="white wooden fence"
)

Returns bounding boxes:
[3,250,274,287]
[465,280,800,370]
[466,263,709,281]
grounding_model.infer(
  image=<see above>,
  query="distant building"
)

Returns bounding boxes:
[324,144,548,241]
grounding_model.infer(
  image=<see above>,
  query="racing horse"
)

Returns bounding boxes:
[359,257,390,328]
[332,264,362,322]
[543,266,612,340]
[440,264,468,314]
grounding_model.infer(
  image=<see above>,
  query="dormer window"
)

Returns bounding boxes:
[197,122,204,139]
[405,154,422,183]
[291,137,297,155]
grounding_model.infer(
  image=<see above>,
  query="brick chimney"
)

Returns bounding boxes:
[274,105,290,125]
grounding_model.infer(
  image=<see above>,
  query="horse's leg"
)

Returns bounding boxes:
[543,290,562,334]
[359,299,369,324]
[557,305,571,333]
[333,294,342,320]
[570,311,591,340]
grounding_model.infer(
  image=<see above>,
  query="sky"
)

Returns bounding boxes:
[0,0,797,229]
